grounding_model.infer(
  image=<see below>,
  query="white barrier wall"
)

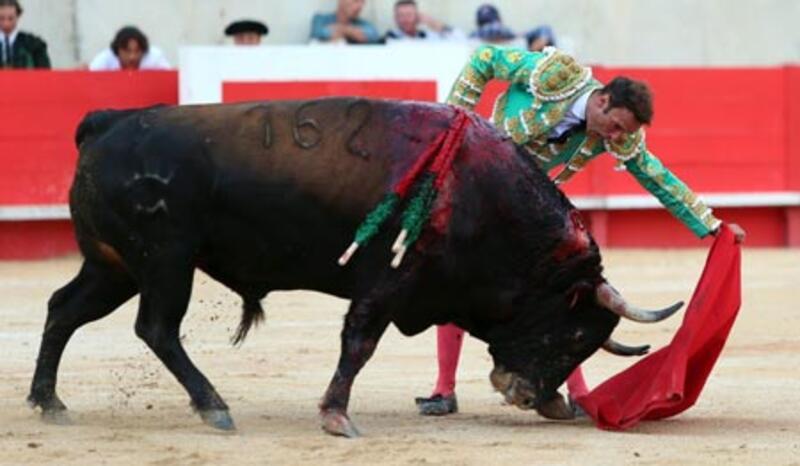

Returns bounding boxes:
[179,43,474,104]
[16,0,800,68]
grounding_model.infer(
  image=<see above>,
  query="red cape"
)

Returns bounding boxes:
[571,224,742,430]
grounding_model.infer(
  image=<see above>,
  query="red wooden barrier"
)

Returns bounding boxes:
[1,67,798,258]
[785,66,800,246]
[0,70,178,258]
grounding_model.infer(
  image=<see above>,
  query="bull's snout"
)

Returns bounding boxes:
[489,366,538,410]
[489,366,576,420]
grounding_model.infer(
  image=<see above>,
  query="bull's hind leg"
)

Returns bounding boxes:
[133,249,234,431]
[319,298,392,438]
[29,260,138,424]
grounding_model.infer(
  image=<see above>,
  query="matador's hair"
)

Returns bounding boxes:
[601,77,654,125]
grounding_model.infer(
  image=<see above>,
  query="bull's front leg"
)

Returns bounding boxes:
[320,297,391,438]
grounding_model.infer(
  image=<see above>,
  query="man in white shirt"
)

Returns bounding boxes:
[89,26,170,71]
[384,0,464,42]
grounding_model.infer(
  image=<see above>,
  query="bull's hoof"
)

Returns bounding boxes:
[535,394,575,420]
[198,409,236,431]
[28,393,72,425]
[41,408,73,426]
[321,410,361,438]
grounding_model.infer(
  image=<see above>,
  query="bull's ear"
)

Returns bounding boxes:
[565,281,594,309]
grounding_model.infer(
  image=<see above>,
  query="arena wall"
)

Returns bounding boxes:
[1,48,798,258]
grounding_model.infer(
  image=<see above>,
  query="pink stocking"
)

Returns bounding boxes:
[432,324,464,396]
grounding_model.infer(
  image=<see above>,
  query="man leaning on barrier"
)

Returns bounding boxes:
[415,44,747,416]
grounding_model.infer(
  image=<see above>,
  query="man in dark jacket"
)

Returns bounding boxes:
[0,0,50,69]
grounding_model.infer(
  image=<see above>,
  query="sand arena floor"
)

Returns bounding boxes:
[1,249,798,465]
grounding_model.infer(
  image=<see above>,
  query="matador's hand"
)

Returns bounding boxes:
[726,223,746,244]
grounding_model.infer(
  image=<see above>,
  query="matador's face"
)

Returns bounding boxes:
[586,92,641,143]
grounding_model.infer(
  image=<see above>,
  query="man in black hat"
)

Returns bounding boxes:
[0,0,50,69]
[469,3,515,45]
[225,20,269,46]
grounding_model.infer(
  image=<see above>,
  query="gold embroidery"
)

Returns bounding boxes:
[506,50,522,63]
[491,91,509,126]
[605,128,645,162]
[505,118,526,144]
[529,49,593,102]
[461,67,487,91]
[545,105,562,124]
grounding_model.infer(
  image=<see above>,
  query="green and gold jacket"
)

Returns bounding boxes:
[447,45,720,238]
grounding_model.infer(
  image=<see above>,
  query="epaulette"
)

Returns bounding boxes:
[529,47,593,102]
[605,128,646,163]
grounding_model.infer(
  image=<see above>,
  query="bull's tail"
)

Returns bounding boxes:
[231,297,266,346]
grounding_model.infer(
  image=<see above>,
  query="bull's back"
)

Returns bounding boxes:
[71,98,460,293]
[153,98,459,216]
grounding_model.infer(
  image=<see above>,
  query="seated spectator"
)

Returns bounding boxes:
[525,25,556,52]
[310,0,380,44]
[0,0,49,69]
[384,0,463,42]
[225,19,269,46]
[469,3,515,45]
[89,26,170,71]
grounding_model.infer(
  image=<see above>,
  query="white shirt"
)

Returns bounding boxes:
[1,28,19,63]
[548,89,591,140]
[385,27,466,43]
[88,46,171,71]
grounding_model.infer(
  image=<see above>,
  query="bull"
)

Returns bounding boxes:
[28,98,680,437]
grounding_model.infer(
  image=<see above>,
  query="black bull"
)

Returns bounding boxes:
[28,98,680,437]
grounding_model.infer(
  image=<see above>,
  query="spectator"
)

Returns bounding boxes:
[0,0,49,69]
[225,19,269,46]
[469,3,515,45]
[525,25,556,52]
[384,0,463,42]
[89,26,170,71]
[310,0,380,44]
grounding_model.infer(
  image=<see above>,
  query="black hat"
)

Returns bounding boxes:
[225,20,269,36]
[476,4,500,27]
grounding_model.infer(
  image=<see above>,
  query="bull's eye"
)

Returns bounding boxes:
[573,329,585,342]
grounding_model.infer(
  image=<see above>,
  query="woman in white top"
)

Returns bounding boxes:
[88,26,170,71]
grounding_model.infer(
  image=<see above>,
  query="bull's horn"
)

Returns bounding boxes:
[602,338,650,356]
[596,283,683,323]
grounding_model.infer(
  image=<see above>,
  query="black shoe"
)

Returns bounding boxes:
[568,396,588,418]
[415,394,458,416]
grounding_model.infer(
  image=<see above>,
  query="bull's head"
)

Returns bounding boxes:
[486,281,682,420]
